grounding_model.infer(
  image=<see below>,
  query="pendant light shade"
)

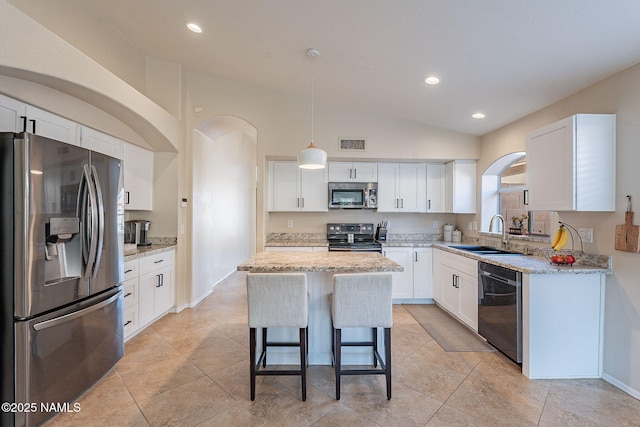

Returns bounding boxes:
[298,48,327,169]
[298,142,328,169]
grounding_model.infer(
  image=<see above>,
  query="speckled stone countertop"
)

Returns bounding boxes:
[433,243,612,275]
[124,243,176,261]
[265,233,328,247]
[237,251,403,273]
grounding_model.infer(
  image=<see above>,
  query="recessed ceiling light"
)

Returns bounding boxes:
[472,113,486,119]
[186,22,202,33]
[424,76,440,85]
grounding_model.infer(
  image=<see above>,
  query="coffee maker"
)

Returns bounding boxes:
[125,220,151,246]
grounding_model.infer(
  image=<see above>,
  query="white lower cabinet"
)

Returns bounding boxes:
[383,246,433,300]
[438,251,478,330]
[123,249,175,340]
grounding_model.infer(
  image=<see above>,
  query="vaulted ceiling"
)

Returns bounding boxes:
[10,0,640,136]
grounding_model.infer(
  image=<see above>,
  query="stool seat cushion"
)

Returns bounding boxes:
[331,273,393,329]
[247,273,308,328]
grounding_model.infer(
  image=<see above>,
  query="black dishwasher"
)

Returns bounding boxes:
[478,261,523,364]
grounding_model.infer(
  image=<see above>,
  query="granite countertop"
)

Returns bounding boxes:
[433,243,612,275]
[124,243,176,261]
[237,251,403,273]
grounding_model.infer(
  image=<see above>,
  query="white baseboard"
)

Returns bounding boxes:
[602,373,640,400]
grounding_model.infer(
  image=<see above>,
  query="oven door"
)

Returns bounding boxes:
[14,287,123,427]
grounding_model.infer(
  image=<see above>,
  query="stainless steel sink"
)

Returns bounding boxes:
[449,245,523,255]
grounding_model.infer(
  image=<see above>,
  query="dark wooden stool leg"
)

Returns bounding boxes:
[250,327,257,401]
[335,328,342,400]
[372,327,378,367]
[300,328,307,401]
[262,328,268,367]
[384,327,392,400]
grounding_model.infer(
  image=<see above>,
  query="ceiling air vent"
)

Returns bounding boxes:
[339,138,366,151]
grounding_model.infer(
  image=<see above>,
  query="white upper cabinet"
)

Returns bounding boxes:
[426,163,446,213]
[81,127,124,159]
[377,163,427,212]
[445,160,476,213]
[123,142,154,211]
[25,105,81,146]
[327,162,377,182]
[0,95,80,145]
[269,161,328,212]
[526,114,616,212]
[0,93,24,132]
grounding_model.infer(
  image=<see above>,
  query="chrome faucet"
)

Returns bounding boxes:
[489,214,509,249]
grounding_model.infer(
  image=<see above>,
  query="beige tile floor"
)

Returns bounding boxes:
[45,271,640,427]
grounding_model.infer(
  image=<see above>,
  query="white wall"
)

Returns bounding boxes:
[190,127,256,305]
[184,70,480,249]
[477,63,640,397]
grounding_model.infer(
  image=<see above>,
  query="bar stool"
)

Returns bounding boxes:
[331,272,393,400]
[246,273,308,401]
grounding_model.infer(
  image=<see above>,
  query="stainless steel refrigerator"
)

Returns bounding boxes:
[1,132,125,427]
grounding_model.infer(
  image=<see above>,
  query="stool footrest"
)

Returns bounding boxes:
[340,341,374,347]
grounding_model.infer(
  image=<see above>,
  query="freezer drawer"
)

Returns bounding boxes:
[14,287,124,427]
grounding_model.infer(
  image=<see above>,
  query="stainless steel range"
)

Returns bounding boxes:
[327,223,382,252]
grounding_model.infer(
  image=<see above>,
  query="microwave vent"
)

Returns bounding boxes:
[339,138,366,151]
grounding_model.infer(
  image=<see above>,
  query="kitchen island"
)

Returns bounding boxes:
[238,251,403,365]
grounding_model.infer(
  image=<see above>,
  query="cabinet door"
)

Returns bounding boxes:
[413,248,433,299]
[383,247,414,299]
[457,271,478,331]
[299,167,328,212]
[432,248,442,303]
[445,161,476,213]
[26,106,80,146]
[526,116,574,211]
[440,265,459,315]
[398,163,426,212]
[327,162,354,181]
[426,164,445,212]
[270,161,300,211]
[377,163,399,212]
[138,265,173,326]
[353,162,377,182]
[123,142,153,210]
[0,94,25,132]
[82,127,124,159]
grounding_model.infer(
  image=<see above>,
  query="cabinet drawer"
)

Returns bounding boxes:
[123,306,138,338]
[124,259,139,280]
[139,250,175,275]
[123,278,138,309]
[441,252,478,277]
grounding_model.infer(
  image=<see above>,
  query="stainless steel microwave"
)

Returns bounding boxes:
[328,182,378,209]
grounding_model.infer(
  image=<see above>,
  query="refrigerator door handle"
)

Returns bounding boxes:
[81,164,99,279]
[32,289,121,331]
[90,165,105,279]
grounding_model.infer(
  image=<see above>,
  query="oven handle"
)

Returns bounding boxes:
[32,290,121,331]
[329,247,381,252]
[480,270,520,286]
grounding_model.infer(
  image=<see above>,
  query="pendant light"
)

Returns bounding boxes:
[298,48,327,169]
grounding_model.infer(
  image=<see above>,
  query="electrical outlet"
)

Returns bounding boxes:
[578,227,593,243]
[473,221,478,231]
[468,222,473,230]
[432,220,439,228]
[287,220,293,228]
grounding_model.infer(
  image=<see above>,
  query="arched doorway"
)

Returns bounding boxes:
[190,116,257,304]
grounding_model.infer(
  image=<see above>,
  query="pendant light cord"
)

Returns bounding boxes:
[310,53,315,144]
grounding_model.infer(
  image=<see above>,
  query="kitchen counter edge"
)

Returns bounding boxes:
[124,244,176,261]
